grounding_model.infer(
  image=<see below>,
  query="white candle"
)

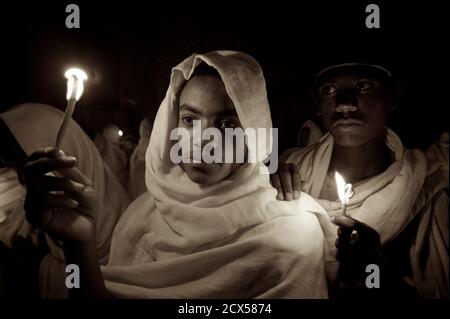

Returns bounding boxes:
[335,171,354,217]
[55,68,88,149]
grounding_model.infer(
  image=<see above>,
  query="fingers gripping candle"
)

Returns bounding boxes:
[55,68,88,149]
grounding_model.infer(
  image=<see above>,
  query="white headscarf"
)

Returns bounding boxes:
[0,167,26,243]
[128,117,153,200]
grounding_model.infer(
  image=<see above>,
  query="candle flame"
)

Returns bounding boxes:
[65,68,88,101]
[118,130,123,137]
[335,171,354,204]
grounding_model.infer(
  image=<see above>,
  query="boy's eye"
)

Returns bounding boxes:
[355,81,372,92]
[182,116,194,125]
[320,84,337,95]
[219,120,239,130]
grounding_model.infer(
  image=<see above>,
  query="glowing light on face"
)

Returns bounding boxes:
[118,130,124,137]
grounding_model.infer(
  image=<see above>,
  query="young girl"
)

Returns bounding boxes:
[22,51,329,298]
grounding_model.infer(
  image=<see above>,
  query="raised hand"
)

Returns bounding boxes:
[23,147,98,244]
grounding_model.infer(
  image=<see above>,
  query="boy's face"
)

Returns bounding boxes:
[316,69,392,147]
[177,75,243,186]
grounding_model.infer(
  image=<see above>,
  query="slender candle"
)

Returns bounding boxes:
[55,68,88,149]
[335,171,354,217]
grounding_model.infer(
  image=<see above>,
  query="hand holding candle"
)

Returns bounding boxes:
[335,171,354,217]
[55,68,88,149]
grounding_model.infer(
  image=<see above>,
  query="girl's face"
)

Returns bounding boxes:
[177,75,243,186]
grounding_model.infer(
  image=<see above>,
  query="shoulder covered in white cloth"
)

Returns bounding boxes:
[103,191,327,299]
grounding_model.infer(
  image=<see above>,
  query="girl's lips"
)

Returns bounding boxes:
[190,162,207,168]
[189,162,221,170]
[189,164,209,174]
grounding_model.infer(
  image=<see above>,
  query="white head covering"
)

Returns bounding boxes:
[128,117,153,200]
[0,167,25,240]
[143,51,278,249]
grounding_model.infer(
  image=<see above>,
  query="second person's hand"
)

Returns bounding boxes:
[270,162,302,201]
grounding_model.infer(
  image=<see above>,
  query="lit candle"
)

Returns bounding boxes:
[55,68,88,149]
[335,171,354,217]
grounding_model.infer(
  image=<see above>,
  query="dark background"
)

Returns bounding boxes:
[0,0,446,152]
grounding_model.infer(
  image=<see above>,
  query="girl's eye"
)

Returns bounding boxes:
[219,120,239,130]
[320,85,337,95]
[355,81,372,92]
[182,116,194,126]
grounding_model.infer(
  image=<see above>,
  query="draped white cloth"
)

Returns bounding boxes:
[283,129,449,298]
[101,51,329,298]
[128,117,153,200]
[0,167,28,244]
[426,132,448,187]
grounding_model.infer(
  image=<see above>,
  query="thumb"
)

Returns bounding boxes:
[331,215,357,229]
